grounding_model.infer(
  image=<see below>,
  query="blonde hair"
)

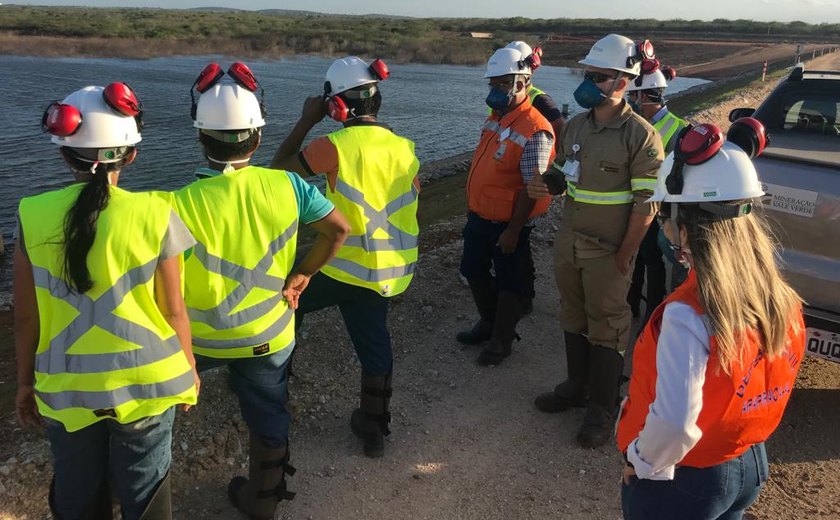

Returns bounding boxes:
[681,205,802,374]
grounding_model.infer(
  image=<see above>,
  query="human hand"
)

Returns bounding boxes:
[301,96,327,125]
[283,273,312,310]
[497,227,519,255]
[615,246,636,277]
[15,385,42,428]
[527,175,550,200]
[623,465,636,485]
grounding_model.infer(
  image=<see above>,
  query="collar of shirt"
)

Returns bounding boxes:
[194,167,222,179]
[651,106,670,124]
[587,99,635,132]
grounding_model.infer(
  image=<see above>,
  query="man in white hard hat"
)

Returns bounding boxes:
[528,35,664,448]
[271,56,419,459]
[173,62,350,519]
[625,62,690,323]
[504,40,566,316]
[456,47,555,367]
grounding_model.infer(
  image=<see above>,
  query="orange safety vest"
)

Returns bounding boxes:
[466,97,555,222]
[616,271,805,468]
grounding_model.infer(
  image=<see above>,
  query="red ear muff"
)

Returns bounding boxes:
[103,82,144,132]
[369,58,390,81]
[666,124,725,195]
[628,39,656,69]
[526,47,543,70]
[194,63,224,93]
[662,66,677,81]
[640,58,660,76]
[228,62,259,92]
[327,94,349,122]
[727,117,767,158]
[42,102,83,137]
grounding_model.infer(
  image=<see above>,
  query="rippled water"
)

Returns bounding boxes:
[0,54,708,296]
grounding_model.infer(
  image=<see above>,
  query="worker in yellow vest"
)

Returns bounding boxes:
[174,62,349,519]
[271,56,419,458]
[625,62,690,322]
[15,85,198,519]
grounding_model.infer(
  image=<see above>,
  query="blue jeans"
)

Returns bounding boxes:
[196,350,292,448]
[296,272,392,376]
[459,212,534,295]
[46,407,175,520]
[622,443,769,520]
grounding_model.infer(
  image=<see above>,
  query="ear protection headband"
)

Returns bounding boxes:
[627,39,656,70]
[42,82,144,138]
[325,58,390,122]
[190,62,266,120]
[665,123,725,195]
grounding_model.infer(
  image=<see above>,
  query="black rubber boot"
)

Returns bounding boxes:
[457,278,496,344]
[50,477,113,520]
[350,372,392,458]
[228,434,295,520]
[534,332,591,413]
[576,345,626,449]
[477,291,521,366]
[139,472,172,520]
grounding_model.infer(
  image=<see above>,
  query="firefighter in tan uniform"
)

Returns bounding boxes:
[528,34,664,448]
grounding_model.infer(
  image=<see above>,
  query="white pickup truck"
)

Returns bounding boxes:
[731,63,840,363]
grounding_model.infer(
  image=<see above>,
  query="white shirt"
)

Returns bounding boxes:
[626,302,712,480]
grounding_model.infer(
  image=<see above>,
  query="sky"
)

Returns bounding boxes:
[6,0,840,24]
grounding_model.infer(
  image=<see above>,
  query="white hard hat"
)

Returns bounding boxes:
[579,34,643,76]
[625,69,668,92]
[50,86,141,148]
[505,41,533,57]
[193,80,265,130]
[648,142,765,204]
[484,48,531,78]
[325,56,377,96]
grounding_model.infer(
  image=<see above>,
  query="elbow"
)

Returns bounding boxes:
[335,220,351,242]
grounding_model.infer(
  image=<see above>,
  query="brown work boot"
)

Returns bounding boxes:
[576,345,625,448]
[228,434,295,520]
[534,332,590,413]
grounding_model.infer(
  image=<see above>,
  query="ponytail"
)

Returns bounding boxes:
[60,147,131,293]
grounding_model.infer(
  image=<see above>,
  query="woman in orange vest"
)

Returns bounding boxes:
[616,119,805,520]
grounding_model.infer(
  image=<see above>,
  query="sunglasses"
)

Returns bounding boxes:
[42,82,143,138]
[583,71,618,84]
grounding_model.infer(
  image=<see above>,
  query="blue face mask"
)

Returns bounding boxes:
[486,85,514,111]
[628,98,642,114]
[573,77,608,109]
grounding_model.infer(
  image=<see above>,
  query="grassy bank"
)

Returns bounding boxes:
[1,6,838,63]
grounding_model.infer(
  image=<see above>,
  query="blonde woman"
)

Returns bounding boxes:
[616,119,805,520]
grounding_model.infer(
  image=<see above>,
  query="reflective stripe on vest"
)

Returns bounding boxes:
[654,111,688,152]
[482,120,530,148]
[323,125,419,297]
[566,182,634,205]
[175,166,299,359]
[19,185,197,432]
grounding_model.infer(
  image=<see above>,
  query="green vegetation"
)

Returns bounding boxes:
[0,6,838,64]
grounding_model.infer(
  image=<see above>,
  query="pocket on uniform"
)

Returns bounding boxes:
[599,161,623,174]
[671,463,731,499]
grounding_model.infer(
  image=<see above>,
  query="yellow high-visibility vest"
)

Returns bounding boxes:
[323,126,419,297]
[173,166,298,359]
[19,185,197,432]
[654,111,689,153]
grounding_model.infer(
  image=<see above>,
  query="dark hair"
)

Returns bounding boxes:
[60,146,132,294]
[340,88,382,119]
[199,129,259,161]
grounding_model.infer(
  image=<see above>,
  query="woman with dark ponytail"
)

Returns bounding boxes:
[14,85,199,520]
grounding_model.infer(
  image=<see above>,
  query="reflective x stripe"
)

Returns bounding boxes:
[334,178,418,253]
[32,260,181,375]
[36,369,195,412]
[567,183,634,205]
[328,257,416,283]
[188,221,297,349]
[631,178,658,192]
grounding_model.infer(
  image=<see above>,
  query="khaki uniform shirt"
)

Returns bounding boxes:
[552,101,664,257]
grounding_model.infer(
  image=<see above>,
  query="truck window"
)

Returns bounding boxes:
[782,94,840,137]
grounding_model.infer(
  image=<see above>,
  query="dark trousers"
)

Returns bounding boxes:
[628,222,667,317]
[196,350,292,448]
[459,212,534,296]
[622,443,769,520]
[296,272,392,376]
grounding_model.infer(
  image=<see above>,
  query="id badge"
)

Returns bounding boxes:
[561,159,580,182]
[494,142,507,161]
